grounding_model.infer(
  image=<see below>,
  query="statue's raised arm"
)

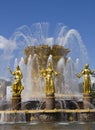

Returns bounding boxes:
[8,67,13,75]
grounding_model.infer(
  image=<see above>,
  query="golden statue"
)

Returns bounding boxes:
[8,65,24,96]
[76,64,95,94]
[40,62,58,95]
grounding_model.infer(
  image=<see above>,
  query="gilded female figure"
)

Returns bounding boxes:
[76,64,95,94]
[41,62,58,95]
[8,65,24,96]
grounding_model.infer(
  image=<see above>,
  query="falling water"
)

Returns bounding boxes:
[0,23,89,101]
[64,57,79,94]
[0,112,26,123]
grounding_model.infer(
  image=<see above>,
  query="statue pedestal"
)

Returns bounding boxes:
[46,93,55,110]
[83,94,92,109]
[38,93,56,121]
[78,94,94,121]
[12,95,21,110]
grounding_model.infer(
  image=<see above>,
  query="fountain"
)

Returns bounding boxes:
[0,23,95,123]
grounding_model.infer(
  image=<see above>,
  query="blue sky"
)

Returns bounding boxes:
[0,0,95,70]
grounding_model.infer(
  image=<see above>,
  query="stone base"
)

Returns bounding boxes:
[78,113,95,122]
[38,113,56,122]
[12,95,21,110]
[83,94,92,109]
[46,93,55,110]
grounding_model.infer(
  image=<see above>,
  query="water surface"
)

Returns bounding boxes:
[0,121,95,130]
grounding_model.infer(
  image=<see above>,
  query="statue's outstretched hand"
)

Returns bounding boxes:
[75,73,81,78]
[8,67,11,71]
[8,67,12,74]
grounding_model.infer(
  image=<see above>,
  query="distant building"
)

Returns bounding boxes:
[0,79,12,100]
[6,86,12,101]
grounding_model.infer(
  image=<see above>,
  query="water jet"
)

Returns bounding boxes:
[0,23,95,123]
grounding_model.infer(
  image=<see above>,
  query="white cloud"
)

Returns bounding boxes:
[0,35,17,77]
[0,36,8,49]
[0,35,17,51]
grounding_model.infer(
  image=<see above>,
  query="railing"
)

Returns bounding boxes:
[0,109,95,114]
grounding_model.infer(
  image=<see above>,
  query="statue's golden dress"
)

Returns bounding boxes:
[76,64,95,94]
